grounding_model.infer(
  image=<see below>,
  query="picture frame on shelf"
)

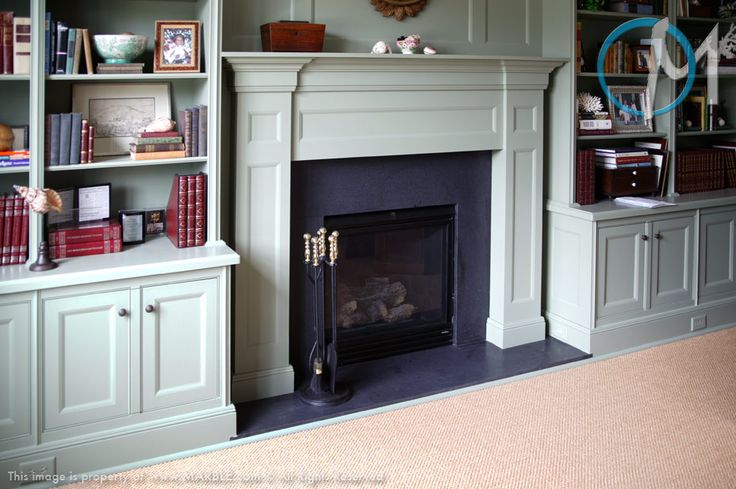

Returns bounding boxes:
[683,95,706,131]
[154,20,201,73]
[607,85,653,134]
[118,209,145,245]
[76,183,111,223]
[72,83,172,156]
[633,45,654,73]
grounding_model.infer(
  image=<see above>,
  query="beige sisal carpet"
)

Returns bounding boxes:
[69,329,736,488]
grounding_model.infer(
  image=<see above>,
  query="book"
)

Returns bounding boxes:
[70,112,82,165]
[80,119,89,163]
[95,62,144,74]
[59,113,72,165]
[10,195,22,264]
[88,125,95,162]
[166,175,188,248]
[595,155,652,165]
[65,27,77,75]
[72,28,83,74]
[81,29,93,75]
[130,150,186,161]
[183,109,193,157]
[129,143,185,153]
[49,113,61,166]
[0,197,4,264]
[198,105,208,157]
[44,12,52,75]
[186,175,196,247]
[0,12,13,74]
[194,172,206,246]
[594,147,649,157]
[48,220,122,246]
[191,106,199,157]
[50,15,56,74]
[50,238,123,259]
[12,17,31,75]
[2,194,13,264]
[136,131,179,138]
[132,136,184,145]
[55,22,68,74]
[20,200,28,263]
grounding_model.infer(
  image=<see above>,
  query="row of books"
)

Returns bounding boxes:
[600,41,640,75]
[674,145,736,194]
[0,150,30,167]
[178,105,208,158]
[0,12,30,75]
[45,15,93,75]
[45,113,96,166]
[0,194,29,266]
[48,220,122,259]
[166,173,206,248]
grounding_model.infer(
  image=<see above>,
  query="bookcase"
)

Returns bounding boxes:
[542,0,736,356]
[0,0,238,481]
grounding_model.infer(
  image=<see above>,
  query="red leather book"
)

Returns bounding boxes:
[10,195,22,264]
[80,119,89,163]
[186,175,195,247]
[20,200,28,262]
[50,238,122,259]
[0,12,13,74]
[0,196,5,263]
[2,194,14,265]
[165,175,188,248]
[48,221,121,246]
[88,125,95,163]
[194,172,206,246]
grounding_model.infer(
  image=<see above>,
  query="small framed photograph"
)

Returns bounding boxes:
[145,208,166,235]
[607,85,654,133]
[633,45,654,73]
[76,183,111,223]
[154,20,201,73]
[118,210,146,245]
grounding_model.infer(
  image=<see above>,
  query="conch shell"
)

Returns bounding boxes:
[142,117,175,133]
[371,41,392,54]
[13,186,63,214]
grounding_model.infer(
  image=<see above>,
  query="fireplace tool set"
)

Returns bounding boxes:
[299,228,352,406]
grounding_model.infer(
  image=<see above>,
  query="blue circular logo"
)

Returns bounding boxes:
[597,18,696,117]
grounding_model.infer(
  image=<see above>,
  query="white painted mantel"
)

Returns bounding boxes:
[224,53,564,402]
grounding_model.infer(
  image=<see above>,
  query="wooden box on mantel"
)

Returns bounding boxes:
[260,22,326,52]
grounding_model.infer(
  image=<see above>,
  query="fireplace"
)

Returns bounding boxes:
[290,151,491,383]
[325,205,455,365]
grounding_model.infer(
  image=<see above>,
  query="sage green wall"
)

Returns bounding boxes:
[223,0,544,56]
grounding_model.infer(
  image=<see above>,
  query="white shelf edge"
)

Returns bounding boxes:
[676,129,736,137]
[0,166,30,175]
[46,156,208,172]
[0,74,31,81]
[577,10,665,20]
[577,132,669,141]
[46,73,208,81]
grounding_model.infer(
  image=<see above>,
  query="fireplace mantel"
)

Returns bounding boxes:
[224,53,564,402]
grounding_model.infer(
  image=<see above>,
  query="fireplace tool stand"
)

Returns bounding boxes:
[298,228,352,406]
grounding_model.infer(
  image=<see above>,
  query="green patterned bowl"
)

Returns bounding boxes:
[93,34,147,64]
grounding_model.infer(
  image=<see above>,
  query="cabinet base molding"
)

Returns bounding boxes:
[547,300,736,355]
[486,316,547,349]
[0,406,236,487]
[232,366,295,403]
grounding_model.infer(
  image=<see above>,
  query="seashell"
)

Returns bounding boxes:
[13,186,63,214]
[423,46,437,55]
[142,117,175,133]
[371,41,392,54]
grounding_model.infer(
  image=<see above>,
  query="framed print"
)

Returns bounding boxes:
[683,95,706,131]
[154,20,201,73]
[633,45,654,73]
[607,85,654,133]
[72,83,171,156]
[118,209,146,245]
[76,183,111,223]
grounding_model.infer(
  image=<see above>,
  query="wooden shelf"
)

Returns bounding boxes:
[45,156,207,172]
[577,10,665,20]
[677,129,736,137]
[46,73,208,81]
[578,132,669,141]
[0,166,30,175]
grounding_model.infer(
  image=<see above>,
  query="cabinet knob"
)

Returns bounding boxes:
[118,308,128,317]
[632,171,638,176]
[641,235,649,241]
[655,233,663,240]
[631,182,638,187]
[145,305,155,314]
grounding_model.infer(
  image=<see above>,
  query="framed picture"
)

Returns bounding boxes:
[607,85,653,133]
[683,95,706,131]
[118,210,146,245]
[76,183,111,223]
[72,83,171,156]
[633,45,653,73]
[154,20,201,73]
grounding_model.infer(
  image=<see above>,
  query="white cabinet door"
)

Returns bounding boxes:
[597,222,647,319]
[0,299,32,449]
[141,279,218,411]
[43,290,131,430]
[699,209,736,301]
[650,215,695,309]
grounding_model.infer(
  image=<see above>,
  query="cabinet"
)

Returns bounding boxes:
[699,206,736,302]
[0,296,32,452]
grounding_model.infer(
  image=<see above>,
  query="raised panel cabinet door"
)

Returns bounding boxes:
[141,278,218,411]
[651,216,695,309]
[699,210,736,301]
[43,290,131,430]
[0,301,32,447]
[596,222,647,319]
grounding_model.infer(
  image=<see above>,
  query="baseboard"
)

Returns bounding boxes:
[232,366,295,403]
[486,316,546,349]
[546,312,592,353]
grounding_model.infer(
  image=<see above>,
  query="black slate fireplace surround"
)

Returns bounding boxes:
[290,151,492,385]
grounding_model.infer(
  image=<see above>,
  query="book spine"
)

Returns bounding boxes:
[177,176,188,247]
[198,105,207,157]
[81,29,93,75]
[130,143,185,153]
[136,131,180,138]
[59,113,71,165]
[20,200,28,262]
[0,196,5,264]
[65,27,76,75]
[44,12,51,75]
[72,28,82,74]
[1,12,13,74]
[2,194,14,264]
[50,16,56,74]
[194,173,206,246]
[80,119,89,163]
[88,125,95,162]
[130,150,186,161]
[50,113,61,166]
[69,112,82,164]
[184,109,193,157]
[44,114,52,166]
[49,223,122,246]
[12,17,31,75]
[191,106,199,157]
[55,23,68,74]
[50,238,123,259]
[186,175,196,247]
[133,136,184,145]
[0,15,4,73]
[10,195,21,264]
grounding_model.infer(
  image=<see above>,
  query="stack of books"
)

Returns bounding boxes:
[45,113,95,166]
[96,62,143,75]
[0,149,29,167]
[575,149,596,205]
[0,193,29,266]
[0,12,31,75]
[595,147,652,169]
[635,138,671,197]
[45,15,93,75]
[578,112,613,136]
[177,105,208,157]
[129,130,185,161]
[166,172,206,248]
[48,220,122,259]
